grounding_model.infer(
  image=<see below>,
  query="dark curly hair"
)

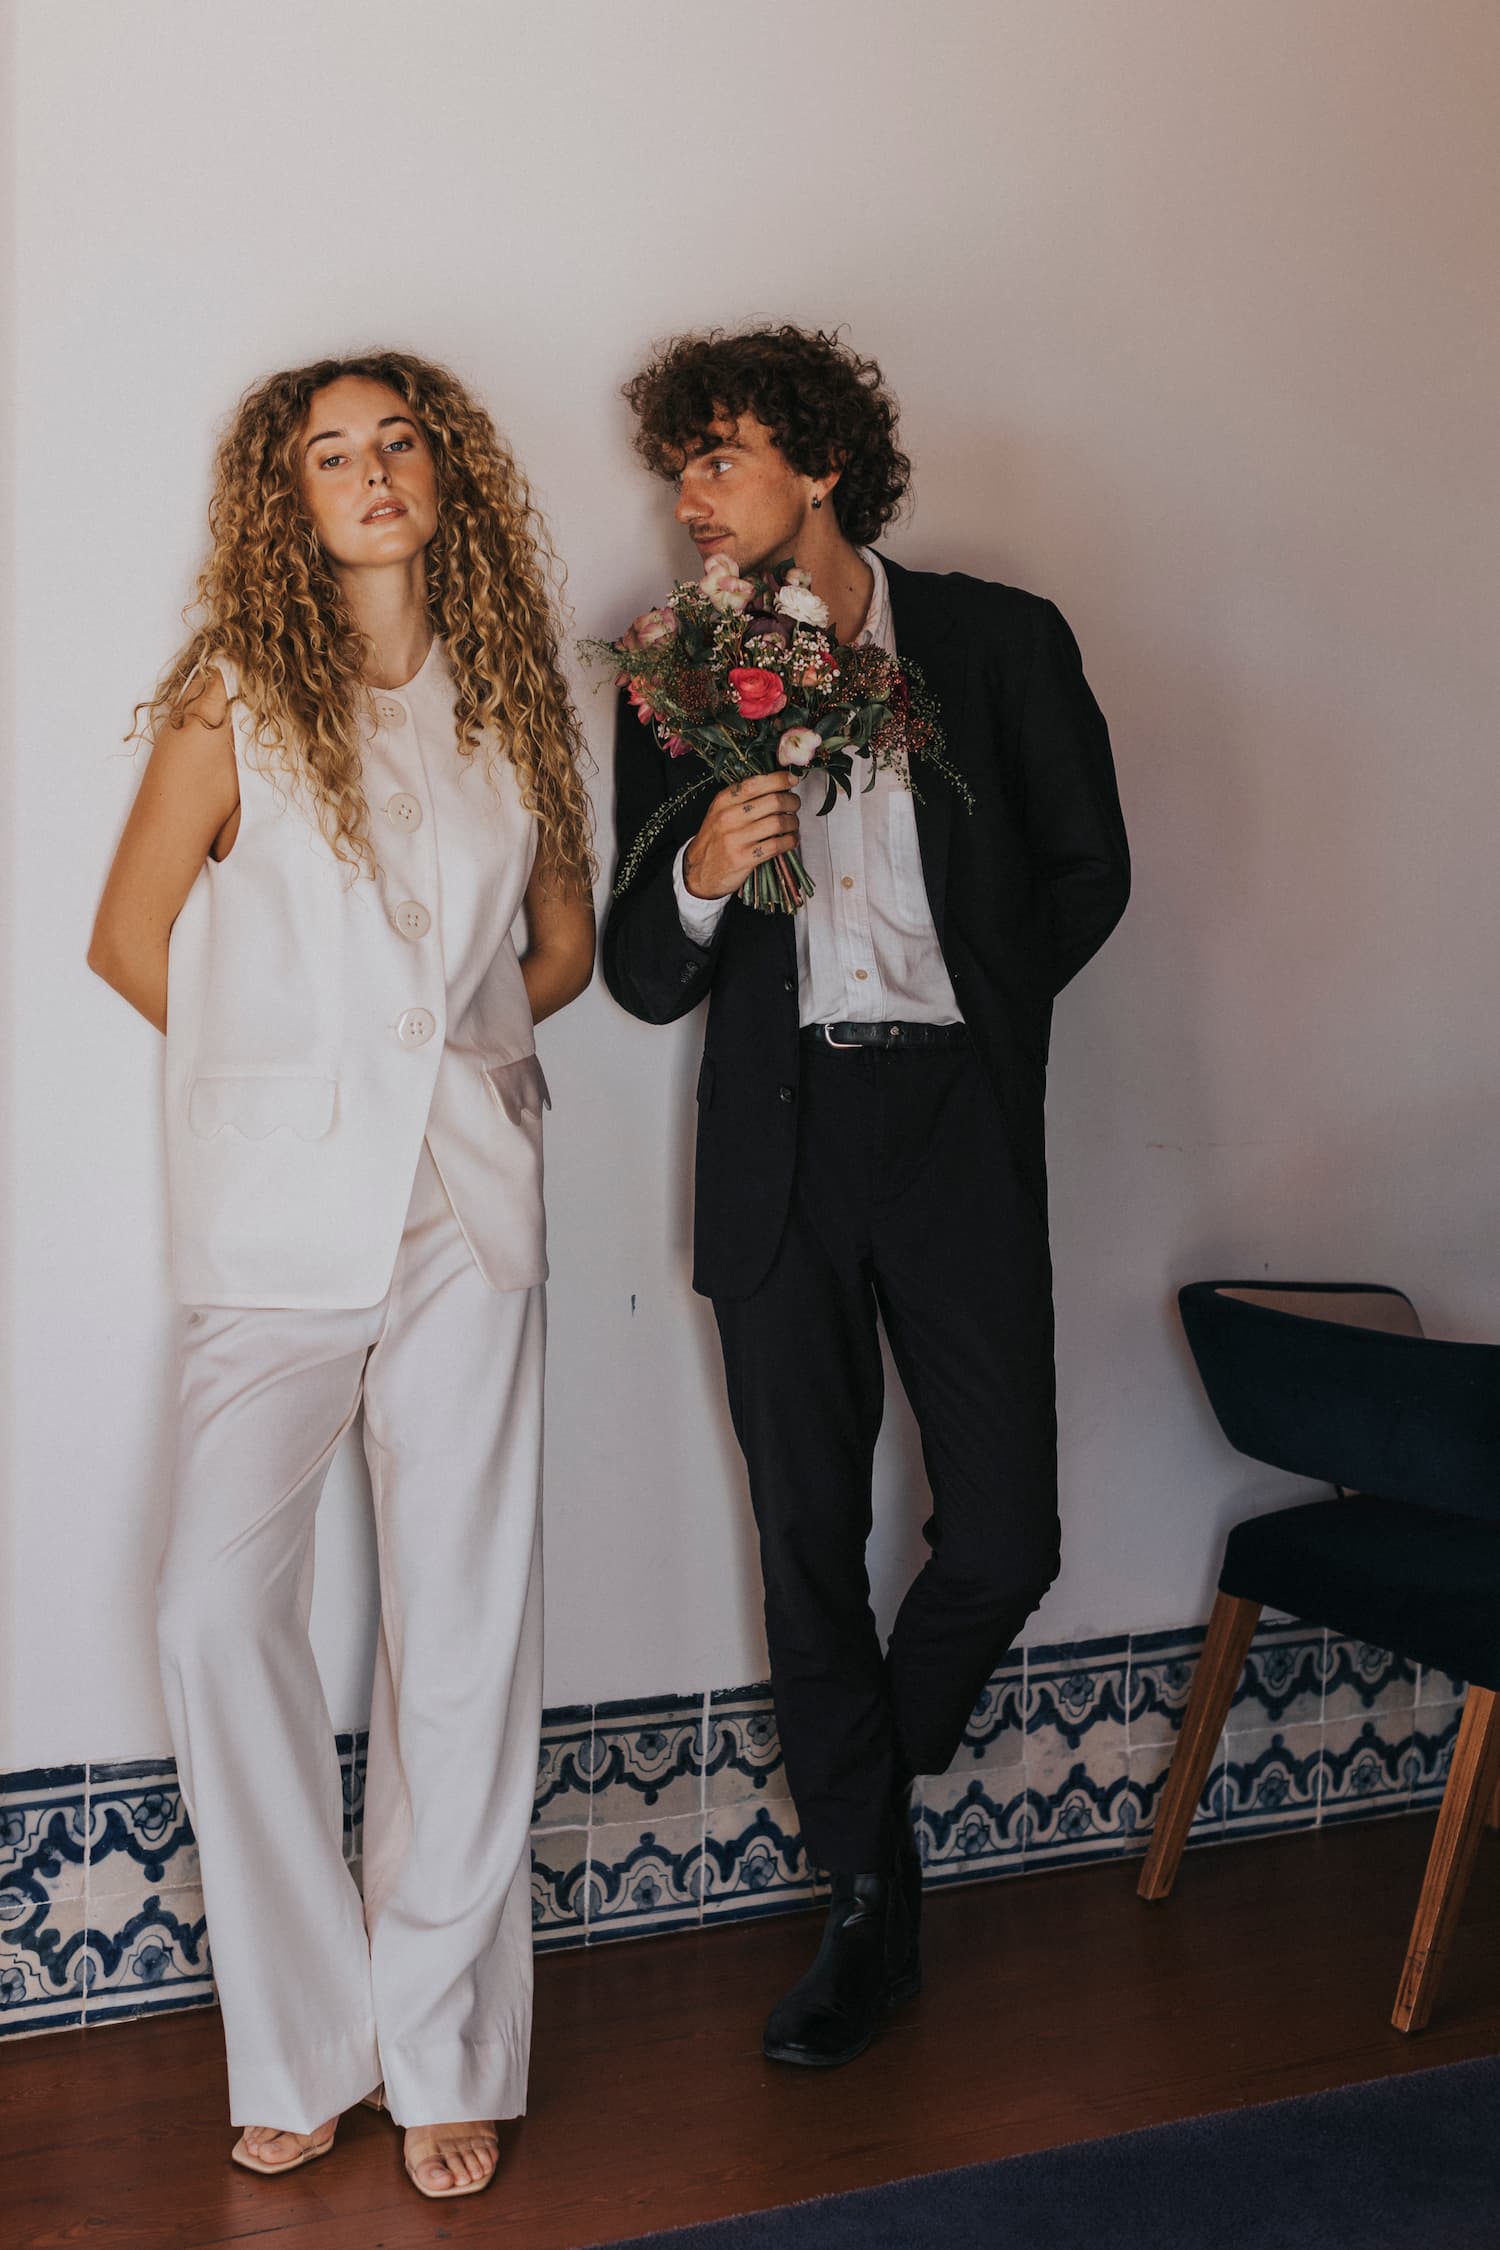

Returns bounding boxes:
[622,325,911,549]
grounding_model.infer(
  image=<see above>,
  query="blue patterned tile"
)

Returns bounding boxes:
[705,1686,785,1807]
[0,1770,90,2036]
[530,1828,588,1946]
[1404,1704,1463,1801]
[1024,1640,1129,1756]
[1023,1749,1135,1866]
[1319,1716,1411,1825]
[87,1767,198,1900]
[72,1892,213,2012]
[703,1799,818,1919]
[340,1741,366,1864]
[586,1815,705,1938]
[1126,1629,1205,1748]
[918,1770,1025,1884]
[1123,1740,1225,1854]
[1318,1639,1418,1726]
[585,1697,704,1826]
[1219,1722,1322,1833]
[958,1649,1027,1762]
[1228,1627,1324,1732]
[533,1708,593,1831]
[1417,1664,1469,1708]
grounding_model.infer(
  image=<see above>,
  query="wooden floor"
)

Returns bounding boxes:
[4,1813,1499,2249]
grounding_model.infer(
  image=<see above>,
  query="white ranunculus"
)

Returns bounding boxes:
[776,726,822,767]
[776,581,831,629]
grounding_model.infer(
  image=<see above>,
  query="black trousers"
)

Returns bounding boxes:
[712,1035,1061,1873]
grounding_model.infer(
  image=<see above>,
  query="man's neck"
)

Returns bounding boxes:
[761,519,872,646]
[808,544,875,647]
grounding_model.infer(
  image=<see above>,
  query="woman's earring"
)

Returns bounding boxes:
[811,495,823,510]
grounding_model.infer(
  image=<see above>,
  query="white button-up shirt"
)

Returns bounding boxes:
[672,549,963,1027]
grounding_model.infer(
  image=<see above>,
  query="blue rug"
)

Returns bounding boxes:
[599,2053,1500,2248]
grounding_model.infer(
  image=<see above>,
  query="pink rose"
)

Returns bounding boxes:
[728,667,788,721]
[776,726,822,767]
[623,606,677,651]
[707,575,754,615]
[701,552,741,589]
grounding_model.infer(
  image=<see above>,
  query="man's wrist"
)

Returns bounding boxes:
[673,842,730,942]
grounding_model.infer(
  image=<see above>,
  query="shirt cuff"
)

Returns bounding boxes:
[673,843,730,946]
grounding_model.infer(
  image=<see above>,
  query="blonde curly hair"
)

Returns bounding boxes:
[136,349,595,891]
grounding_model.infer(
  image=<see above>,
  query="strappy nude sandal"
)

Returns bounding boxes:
[402,2125,500,2200]
[230,2125,337,2176]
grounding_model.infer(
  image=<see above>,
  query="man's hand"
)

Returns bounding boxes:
[683,771,802,901]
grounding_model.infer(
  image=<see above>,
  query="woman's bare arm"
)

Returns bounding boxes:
[519,849,596,1027]
[88,673,240,1033]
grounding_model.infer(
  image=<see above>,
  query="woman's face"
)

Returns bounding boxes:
[297,375,439,570]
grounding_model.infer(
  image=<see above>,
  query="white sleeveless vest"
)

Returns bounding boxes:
[164,642,548,1309]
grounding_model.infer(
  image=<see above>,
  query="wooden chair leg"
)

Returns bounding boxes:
[1138,1591,1261,1901]
[1486,1768,1500,1833]
[1392,1685,1500,2034]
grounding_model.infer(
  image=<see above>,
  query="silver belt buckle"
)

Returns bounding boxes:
[821,1023,861,1049]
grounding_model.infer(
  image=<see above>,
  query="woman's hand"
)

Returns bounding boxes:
[88,672,240,1033]
[519,851,595,1025]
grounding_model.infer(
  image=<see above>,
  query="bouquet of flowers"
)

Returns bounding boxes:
[583,554,968,912]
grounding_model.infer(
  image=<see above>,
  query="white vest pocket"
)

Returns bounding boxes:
[484,1054,551,1124]
[187,1074,338,1141]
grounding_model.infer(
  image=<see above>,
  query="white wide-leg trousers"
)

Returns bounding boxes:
[156,1145,544,2132]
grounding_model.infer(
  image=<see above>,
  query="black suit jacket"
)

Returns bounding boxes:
[601,556,1130,1301]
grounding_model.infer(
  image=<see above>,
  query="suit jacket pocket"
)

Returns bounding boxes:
[484,1053,551,1125]
[187,1074,337,1141]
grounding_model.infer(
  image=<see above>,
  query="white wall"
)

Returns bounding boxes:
[5,0,1498,1765]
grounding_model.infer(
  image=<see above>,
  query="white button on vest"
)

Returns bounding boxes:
[376,697,407,727]
[392,900,431,940]
[396,1007,437,1048]
[386,792,423,830]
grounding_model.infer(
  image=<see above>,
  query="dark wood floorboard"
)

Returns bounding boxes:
[3,1814,1498,2249]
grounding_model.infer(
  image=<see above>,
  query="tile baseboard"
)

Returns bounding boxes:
[0,1624,1462,2040]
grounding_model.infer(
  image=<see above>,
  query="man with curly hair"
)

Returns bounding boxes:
[603,325,1129,2067]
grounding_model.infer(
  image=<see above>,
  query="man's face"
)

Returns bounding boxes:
[671,414,817,576]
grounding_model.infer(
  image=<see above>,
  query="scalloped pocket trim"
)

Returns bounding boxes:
[484,1054,551,1124]
[187,1074,337,1142]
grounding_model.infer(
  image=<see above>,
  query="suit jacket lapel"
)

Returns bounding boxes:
[881,554,968,942]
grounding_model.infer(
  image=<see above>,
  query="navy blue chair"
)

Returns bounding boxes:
[1139,1280,1500,2031]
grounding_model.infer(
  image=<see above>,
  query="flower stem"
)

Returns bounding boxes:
[739,847,814,914]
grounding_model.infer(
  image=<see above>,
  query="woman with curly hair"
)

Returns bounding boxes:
[89,351,595,2199]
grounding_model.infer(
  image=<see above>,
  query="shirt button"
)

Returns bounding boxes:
[854,968,869,981]
[386,791,422,830]
[841,875,854,889]
[376,697,407,727]
[392,900,431,940]
[396,1007,436,1048]
[782,978,796,995]
[778,1085,795,1103]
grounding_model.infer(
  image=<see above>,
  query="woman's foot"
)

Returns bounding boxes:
[230,2118,338,2175]
[403,2121,499,2199]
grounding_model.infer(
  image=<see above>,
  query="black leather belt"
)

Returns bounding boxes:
[804,1021,968,1050]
